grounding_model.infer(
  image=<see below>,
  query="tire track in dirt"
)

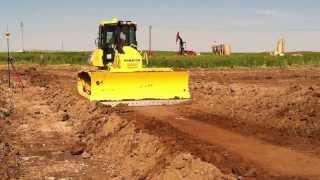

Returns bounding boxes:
[177,104,320,160]
[129,106,320,179]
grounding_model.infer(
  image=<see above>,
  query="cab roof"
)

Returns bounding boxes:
[99,18,136,26]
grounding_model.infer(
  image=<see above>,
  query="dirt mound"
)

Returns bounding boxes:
[0,84,19,178]
[0,86,15,120]
[274,85,320,135]
[190,75,320,139]
[155,153,234,179]
[0,141,20,179]
[78,113,234,179]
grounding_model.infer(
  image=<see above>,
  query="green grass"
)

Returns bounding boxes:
[147,51,320,68]
[1,51,320,68]
[0,51,90,65]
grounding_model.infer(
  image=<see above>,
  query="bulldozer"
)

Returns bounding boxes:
[77,18,190,106]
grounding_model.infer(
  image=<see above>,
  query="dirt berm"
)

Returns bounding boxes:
[79,112,234,179]
[0,85,19,179]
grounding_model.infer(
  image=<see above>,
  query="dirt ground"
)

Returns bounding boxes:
[0,65,320,180]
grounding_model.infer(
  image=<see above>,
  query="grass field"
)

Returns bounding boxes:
[1,51,320,68]
[148,51,320,68]
[0,52,90,65]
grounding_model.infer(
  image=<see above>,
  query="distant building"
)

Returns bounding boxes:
[212,44,231,56]
[272,38,285,56]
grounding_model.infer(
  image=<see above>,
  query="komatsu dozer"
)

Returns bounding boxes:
[77,18,190,106]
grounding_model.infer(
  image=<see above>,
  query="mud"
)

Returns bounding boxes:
[0,65,319,179]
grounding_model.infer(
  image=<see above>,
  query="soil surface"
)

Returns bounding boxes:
[0,65,320,180]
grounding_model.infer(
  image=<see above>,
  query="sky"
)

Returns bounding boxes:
[0,0,320,52]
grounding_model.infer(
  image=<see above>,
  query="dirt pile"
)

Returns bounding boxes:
[0,140,20,179]
[154,153,233,179]
[79,113,234,179]
[0,85,15,119]
[190,70,320,139]
[0,84,19,179]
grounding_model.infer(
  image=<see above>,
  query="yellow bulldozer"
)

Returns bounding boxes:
[77,18,190,106]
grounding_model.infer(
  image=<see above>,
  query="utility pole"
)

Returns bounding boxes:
[20,21,24,52]
[148,25,152,56]
[61,40,64,51]
[5,27,11,88]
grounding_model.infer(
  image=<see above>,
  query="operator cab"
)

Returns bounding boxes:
[98,20,137,65]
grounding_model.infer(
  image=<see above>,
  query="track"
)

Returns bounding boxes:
[128,106,320,178]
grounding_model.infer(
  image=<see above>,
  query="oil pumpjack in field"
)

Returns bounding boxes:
[176,32,197,56]
[77,18,191,106]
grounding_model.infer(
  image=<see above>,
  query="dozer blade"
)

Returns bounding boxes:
[77,70,190,106]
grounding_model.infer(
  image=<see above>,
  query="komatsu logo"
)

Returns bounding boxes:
[124,59,140,62]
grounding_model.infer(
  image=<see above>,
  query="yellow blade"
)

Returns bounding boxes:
[78,71,190,101]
